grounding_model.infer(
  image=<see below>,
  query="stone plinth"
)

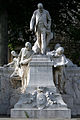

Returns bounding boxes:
[11,108,71,118]
[11,55,71,118]
[27,55,55,87]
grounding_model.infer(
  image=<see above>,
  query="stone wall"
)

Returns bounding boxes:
[0,66,80,116]
[0,67,22,115]
[0,67,11,115]
[62,67,80,116]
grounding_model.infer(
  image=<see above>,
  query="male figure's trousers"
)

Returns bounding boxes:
[36,24,46,54]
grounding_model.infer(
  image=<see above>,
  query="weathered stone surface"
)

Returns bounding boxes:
[11,108,71,118]
[0,61,80,116]
[0,67,12,115]
[62,67,80,116]
[0,118,78,120]
[11,55,70,118]
[0,67,21,115]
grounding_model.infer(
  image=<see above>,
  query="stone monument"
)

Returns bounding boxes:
[11,3,71,118]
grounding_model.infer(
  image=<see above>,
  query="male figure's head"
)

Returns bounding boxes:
[11,51,17,57]
[37,3,43,13]
[56,47,64,56]
[25,42,31,51]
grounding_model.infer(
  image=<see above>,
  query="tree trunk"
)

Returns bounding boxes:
[0,10,8,66]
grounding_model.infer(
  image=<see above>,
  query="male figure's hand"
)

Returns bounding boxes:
[20,61,24,65]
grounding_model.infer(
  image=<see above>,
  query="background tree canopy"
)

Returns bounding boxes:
[7,0,80,66]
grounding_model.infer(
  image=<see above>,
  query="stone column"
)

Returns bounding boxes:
[0,10,8,66]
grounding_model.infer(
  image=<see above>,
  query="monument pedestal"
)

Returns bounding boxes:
[11,55,71,118]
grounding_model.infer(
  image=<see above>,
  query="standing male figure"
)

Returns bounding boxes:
[18,42,34,89]
[30,3,53,54]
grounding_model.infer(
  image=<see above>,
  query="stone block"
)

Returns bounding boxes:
[11,108,71,118]
[62,95,73,108]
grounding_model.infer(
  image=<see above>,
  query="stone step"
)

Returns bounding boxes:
[11,108,71,118]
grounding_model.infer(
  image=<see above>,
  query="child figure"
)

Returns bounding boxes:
[4,50,20,78]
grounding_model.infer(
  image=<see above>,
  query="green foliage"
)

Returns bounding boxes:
[69,26,80,42]
[7,0,80,66]
[8,43,14,50]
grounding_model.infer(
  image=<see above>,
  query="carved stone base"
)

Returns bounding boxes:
[11,108,71,118]
[11,55,71,118]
